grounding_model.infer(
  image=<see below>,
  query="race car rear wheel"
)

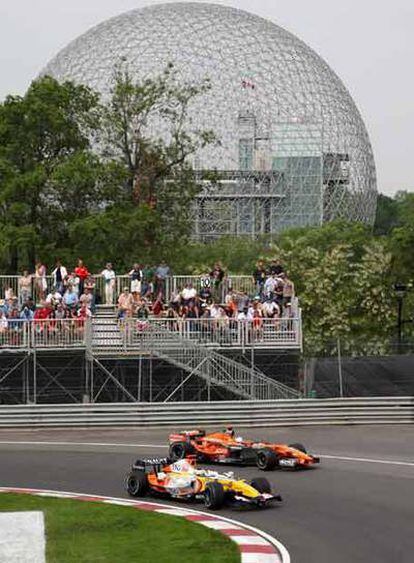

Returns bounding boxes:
[250,477,271,494]
[169,441,193,461]
[126,470,148,497]
[256,448,279,471]
[288,443,307,453]
[204,482,225,510]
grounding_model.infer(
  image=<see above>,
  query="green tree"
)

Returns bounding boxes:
[98,63,216,249]
[0,76,100,270]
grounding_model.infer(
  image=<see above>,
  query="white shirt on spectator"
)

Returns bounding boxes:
[45,291,62,305]
[262,301,280,317]
[102,268,116,282]
[264,276,278,294]
[181,287,197,300]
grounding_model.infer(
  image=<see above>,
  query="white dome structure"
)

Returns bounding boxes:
[43,2,377,238]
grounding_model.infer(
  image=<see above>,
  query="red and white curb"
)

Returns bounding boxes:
[0,487,290,563]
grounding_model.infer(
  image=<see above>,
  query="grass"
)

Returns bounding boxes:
[0,493,240,562]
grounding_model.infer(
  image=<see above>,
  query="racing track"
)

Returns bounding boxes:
[0,425,413,563]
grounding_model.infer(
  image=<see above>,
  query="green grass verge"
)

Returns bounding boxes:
[0,494,240,563]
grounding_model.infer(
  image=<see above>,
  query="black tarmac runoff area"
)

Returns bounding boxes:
[0,425,413,563]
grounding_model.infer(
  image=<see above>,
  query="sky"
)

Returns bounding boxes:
[0,0,413,196]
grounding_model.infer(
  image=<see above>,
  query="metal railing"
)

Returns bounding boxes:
[0,319,86,350]
[0,314,302,352]
[93,315,302,352]
[0,397,412,427]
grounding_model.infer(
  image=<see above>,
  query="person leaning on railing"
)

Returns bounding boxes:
[18,270,32,306]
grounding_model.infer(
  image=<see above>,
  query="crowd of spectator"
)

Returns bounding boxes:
[115,259,295,334]
[0,257,296,343]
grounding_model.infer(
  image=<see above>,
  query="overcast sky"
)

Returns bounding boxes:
[1,0,412,195]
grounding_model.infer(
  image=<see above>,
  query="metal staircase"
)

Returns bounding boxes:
[88,308,299,401]
[129,323,299,401]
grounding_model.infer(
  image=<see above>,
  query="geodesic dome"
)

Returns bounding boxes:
[43,2,377,238]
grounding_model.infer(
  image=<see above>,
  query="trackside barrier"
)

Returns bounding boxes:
[0,397,412,428]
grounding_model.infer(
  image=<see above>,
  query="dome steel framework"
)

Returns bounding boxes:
[43,2,377,239]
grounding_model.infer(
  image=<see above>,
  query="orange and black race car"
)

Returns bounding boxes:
[168,427,320,470]
[125,456,282,509]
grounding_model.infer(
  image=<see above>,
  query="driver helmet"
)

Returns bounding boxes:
[225,425,235,438]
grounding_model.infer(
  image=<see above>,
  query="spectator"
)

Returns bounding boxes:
[142,264,154,298]
[18,270,32,305]
[129,263,143,295]
[45,288,62,307]
[101,262,116,305]
[268,259,284,276]
[154,261,171,297]
[181,283,197,306]
[34,261,47,301]
[51,260,68,295]
[282,273,295,306]
[210,262,225,302]
[117,287,134,319]
[252,260,266,296]
[74,259,90,297]
[4,287,15,300]
[199,271,212,304]
[79,287,94,312]
[0,309,8,334]
[274,276,285,309]
[262,297,280,319]
[152,292,164,316]
[263,273,278,300]
[66,272,80,295]
[63,284,79,310]
[20,303,34,321]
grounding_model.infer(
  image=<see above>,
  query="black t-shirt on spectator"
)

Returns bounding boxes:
[253,268,266,283]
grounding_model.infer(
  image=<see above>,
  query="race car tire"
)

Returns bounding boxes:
[289,443,307,453]
[204,482,225,510]
[250,477,271,494]
[169,441,193,461]
[126,470,148,497]
[256,448,279,471]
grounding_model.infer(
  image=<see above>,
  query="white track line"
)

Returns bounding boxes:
[319,454,414,467]
[0,441,413,467]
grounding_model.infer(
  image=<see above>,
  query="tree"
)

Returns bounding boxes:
[98,63,216,248]
[0,76,101,270]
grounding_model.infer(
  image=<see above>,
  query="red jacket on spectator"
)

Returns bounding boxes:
[74,266,90,280]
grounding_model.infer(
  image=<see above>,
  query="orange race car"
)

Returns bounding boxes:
[168,427,320,470]
[125,456,282,509]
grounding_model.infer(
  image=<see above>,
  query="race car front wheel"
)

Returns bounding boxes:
[126,470,148,497]
[250,477,271,494]
[288,443,307,453]
[256,449,279,471]
[204,482,225,510]
[169,441,193,461]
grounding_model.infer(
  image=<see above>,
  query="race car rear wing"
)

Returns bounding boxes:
[133,457,171,473]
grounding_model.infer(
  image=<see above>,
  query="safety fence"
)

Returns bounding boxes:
[0,397,411,427]
[0,274,259,305]
[93,315,302,353]
[0,316,302,352]
[0,319,86,350]
[122,317,301,350]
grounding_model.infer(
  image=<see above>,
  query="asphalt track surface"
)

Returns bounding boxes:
[0,425,413,563]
